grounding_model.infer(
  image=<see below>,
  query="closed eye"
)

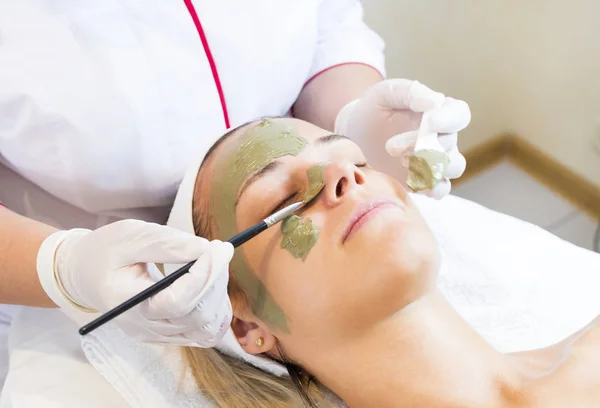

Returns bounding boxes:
[271,192,299,215]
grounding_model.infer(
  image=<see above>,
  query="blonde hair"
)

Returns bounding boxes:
[181,129,343,408]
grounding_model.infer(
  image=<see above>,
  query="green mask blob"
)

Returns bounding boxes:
[210,119,308,331]
[280,215,319,261]
[279,164,324,260]
[303,164,325,203]
[407,150,449,192]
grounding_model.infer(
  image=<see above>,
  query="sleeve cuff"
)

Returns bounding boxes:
[37,229,100,324]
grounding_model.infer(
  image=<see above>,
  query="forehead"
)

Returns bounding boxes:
[213,118,328,163]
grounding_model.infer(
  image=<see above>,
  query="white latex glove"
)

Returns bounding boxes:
[335,79,471,199]
[37,220,234,347]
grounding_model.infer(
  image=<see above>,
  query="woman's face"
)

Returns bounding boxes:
[198,118,440,360]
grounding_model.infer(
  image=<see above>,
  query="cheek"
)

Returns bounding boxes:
[255,220,343,330]
[264,243,332,308]
[264,232,373,340]
[255,212,380,334]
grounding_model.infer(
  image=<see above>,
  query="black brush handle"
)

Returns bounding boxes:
[78,221,268,336]
[227,221,267,247]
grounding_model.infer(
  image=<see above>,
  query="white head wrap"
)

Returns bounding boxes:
[164,128,288,377]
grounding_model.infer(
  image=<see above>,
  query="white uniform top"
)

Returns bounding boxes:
[0,0,385,406]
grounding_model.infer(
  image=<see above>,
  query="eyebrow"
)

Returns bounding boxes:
[234,133,350,206]
[315,133,351,145]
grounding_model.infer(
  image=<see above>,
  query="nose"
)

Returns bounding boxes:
[322,161,365,207]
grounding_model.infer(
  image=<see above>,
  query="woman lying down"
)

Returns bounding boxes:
[171,117,600,408]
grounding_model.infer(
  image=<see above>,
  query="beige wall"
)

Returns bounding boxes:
[363,0,600,187]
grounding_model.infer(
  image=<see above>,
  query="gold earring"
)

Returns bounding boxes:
[256,337,264,347]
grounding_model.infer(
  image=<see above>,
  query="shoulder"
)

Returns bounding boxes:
[524,318,600,407]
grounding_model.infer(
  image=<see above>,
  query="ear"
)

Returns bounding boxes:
[230,314,277,355]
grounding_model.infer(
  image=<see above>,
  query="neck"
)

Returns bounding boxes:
[306,290,527,408]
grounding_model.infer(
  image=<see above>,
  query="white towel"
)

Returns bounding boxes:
[81,323,211,408]
[81,194,600,407]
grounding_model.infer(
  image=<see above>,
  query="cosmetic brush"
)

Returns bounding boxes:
[79,201,304,336]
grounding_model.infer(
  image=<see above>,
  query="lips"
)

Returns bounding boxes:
[341,198,400,244]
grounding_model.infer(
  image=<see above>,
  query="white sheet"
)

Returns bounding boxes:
[2,194,599,407]
[0,305,17,393]
[0,307,128,408]
[413,194,600,351]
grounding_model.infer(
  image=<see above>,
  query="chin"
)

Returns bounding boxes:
[376,224,439,286]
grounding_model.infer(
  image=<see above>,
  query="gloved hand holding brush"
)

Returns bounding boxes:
[37,219,234,347]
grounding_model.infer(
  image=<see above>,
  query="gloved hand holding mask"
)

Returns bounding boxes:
[37,220,233,347]
[335,78,471,199]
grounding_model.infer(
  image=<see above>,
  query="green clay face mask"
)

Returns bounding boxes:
[407,149,449,192]
[279,164,324,260]
[210,119,308,331]
[303,164,325,203]
[280,215,319,261]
